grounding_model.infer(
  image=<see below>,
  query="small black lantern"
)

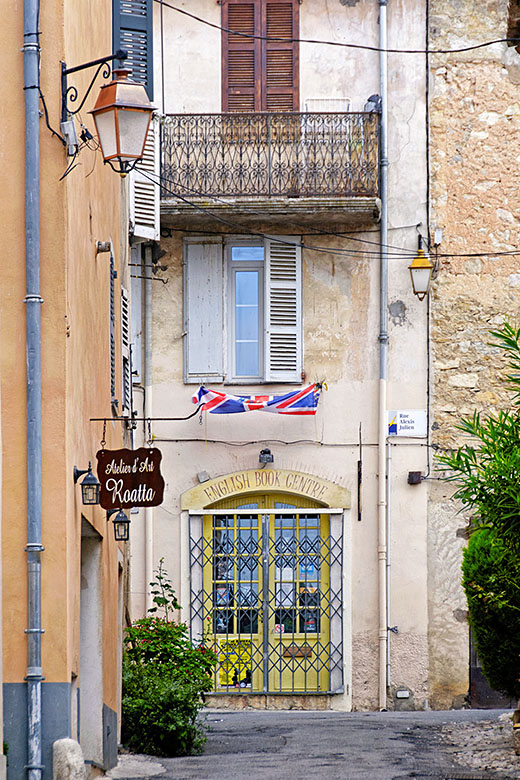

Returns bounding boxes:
[108,509,131,541]
[73,462,101,505]
[259,448,274,464]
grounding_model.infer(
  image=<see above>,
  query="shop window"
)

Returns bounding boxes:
[188,493,344,695]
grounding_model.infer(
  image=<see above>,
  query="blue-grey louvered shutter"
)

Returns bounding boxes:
[184,240,224,383]
[113,0,153,99]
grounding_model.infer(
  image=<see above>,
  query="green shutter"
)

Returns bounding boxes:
[113,0,153,99]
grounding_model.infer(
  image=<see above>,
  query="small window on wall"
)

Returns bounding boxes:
[121,287,132,416]
[222,0,300,112]
[130,245,143,384]
[109,251,117,406]
[183,236,302,384]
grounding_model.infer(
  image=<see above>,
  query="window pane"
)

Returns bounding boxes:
[235,270,259,376]
[232,246,264,262]
[236,271,259,306]
[236,306,259,341]
[236,343,259,376]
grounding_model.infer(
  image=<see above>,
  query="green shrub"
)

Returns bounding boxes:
[462,528,520,700]
[121,559,217,756]
[437,323,520,554]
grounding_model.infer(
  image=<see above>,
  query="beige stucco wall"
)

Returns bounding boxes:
[1,0,127,756]
[427,0,520,709]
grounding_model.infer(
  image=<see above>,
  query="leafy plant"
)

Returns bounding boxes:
[148,557,181,621]
[437,322,520,553]
[438,322,520,699]
[462,528,520,700]
[121,560,217,756]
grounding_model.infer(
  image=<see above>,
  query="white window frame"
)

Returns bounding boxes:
[227,241,265,383]
[183,235,302,385]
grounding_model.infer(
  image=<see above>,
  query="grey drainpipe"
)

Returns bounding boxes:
[23,0,44,776]
[377,0,389,712]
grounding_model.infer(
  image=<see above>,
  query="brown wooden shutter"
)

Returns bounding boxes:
[222,1,261,111]
[262,2,299,111]
[222,0,299,112]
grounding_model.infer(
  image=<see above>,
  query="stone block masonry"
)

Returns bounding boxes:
[428,0,520,708]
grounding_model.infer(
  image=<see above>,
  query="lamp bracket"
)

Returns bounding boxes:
[73,465,89,484]
[61,49,128,125]
[106,509,122,520]
[104,157,139,178]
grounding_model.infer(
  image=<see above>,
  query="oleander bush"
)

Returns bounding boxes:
[121,559,217,756]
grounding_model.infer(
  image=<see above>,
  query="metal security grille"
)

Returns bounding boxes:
[189,503,344,695]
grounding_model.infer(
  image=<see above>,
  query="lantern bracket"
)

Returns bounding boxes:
[73,464,90,483]
[61,49,128,124]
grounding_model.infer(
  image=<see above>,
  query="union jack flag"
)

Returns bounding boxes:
[192,384,321,415]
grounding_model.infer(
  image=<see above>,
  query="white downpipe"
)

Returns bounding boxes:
[144,245,153,613]
[378,0,389,711]
[386,440,392,689]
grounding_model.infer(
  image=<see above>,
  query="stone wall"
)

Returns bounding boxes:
[428,0,520,708]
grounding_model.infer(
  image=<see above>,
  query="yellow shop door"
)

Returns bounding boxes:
[197,493,342,695]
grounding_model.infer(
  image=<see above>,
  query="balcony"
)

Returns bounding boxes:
[160,112,380,229]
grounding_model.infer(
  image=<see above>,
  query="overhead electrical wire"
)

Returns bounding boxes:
[157,171,418,254]
[143,168,418,259]
[152,436,434,447]
[143,167,520,262]
[154,0,519,56]
[162,222,421,240]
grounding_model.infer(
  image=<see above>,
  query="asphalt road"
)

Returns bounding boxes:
[107,709,515,780]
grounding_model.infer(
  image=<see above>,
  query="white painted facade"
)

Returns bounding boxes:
[126,0,452,711]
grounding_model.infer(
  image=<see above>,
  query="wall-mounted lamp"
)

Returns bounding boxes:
[73,462,101,505]
[259,448,274,465]
[408,238,435,301]
[107,509,131,541]
[89,69,154,177]
[61,49,154,177]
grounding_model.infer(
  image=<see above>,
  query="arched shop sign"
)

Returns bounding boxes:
[96,447,165,510]
[181,468,351,510]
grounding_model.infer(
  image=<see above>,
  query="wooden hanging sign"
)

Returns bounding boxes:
[96,448,165,510]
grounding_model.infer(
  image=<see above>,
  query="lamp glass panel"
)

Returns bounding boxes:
[410,267,432,295]
[82,483,100,505]
[116,109,151,160]
[94,109,118,160]
[114,520,130,541]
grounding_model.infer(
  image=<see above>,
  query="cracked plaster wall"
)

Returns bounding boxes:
[428,0,520,708]
[141,0,431,711]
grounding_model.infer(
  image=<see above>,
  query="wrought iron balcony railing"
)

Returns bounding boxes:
[161,112,380,199]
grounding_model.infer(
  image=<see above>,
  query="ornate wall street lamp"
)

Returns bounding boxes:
[89,69,154,176]
[61,49,154,176]
[73,462,101,505]
[107,509,131,541]
[408,240,435,301]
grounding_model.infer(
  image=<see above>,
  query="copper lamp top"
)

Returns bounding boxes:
[91,69,155,113]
